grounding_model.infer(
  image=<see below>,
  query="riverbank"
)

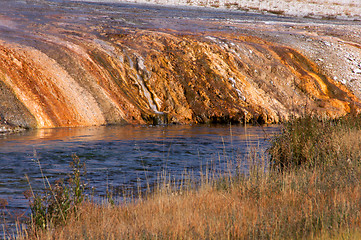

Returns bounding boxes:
[14,115,361,239]
[0,124,26,134]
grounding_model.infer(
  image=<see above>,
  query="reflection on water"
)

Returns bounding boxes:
[0,124,278,228]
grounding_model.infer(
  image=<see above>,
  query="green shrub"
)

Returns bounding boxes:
[24,154,88,233]
[268,115,361,170]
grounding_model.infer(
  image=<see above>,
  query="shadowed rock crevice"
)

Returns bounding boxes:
[0,80,37,129]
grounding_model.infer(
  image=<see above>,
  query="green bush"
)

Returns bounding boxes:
[24,154,88,233]
[268,115,361,170]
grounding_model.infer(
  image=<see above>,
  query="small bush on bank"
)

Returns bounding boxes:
[268,115,361,170]
[24,154,88,236]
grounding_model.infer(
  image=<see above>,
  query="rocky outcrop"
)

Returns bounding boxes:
[0,1,360,128]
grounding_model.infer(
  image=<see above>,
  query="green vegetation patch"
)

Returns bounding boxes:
[268,115,361,170]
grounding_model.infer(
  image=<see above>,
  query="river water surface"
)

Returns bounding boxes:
[0,124,278,231]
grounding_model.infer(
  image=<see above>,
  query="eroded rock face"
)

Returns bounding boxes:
[0,1,360,128]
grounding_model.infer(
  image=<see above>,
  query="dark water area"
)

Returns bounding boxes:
[0,124,278,232]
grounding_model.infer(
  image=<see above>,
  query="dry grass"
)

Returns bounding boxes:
[268,115,361,169]
[16,116,361,239]
[17,162,361,239]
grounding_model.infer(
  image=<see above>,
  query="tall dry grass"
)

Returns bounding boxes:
[268,115,361,169]
[17,115,361,239]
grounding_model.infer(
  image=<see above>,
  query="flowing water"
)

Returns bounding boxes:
[0,124,278,232]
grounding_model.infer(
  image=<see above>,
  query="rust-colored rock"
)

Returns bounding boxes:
[0,1,360,129]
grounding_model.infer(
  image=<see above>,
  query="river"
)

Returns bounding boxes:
[0,124,278,233]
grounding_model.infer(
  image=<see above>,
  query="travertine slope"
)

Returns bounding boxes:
[0,1,360,129]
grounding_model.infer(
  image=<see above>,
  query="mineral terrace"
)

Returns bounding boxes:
[0,0,361,130]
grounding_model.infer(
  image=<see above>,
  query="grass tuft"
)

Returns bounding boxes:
[23,154,88,237]
[268,115,361,170]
